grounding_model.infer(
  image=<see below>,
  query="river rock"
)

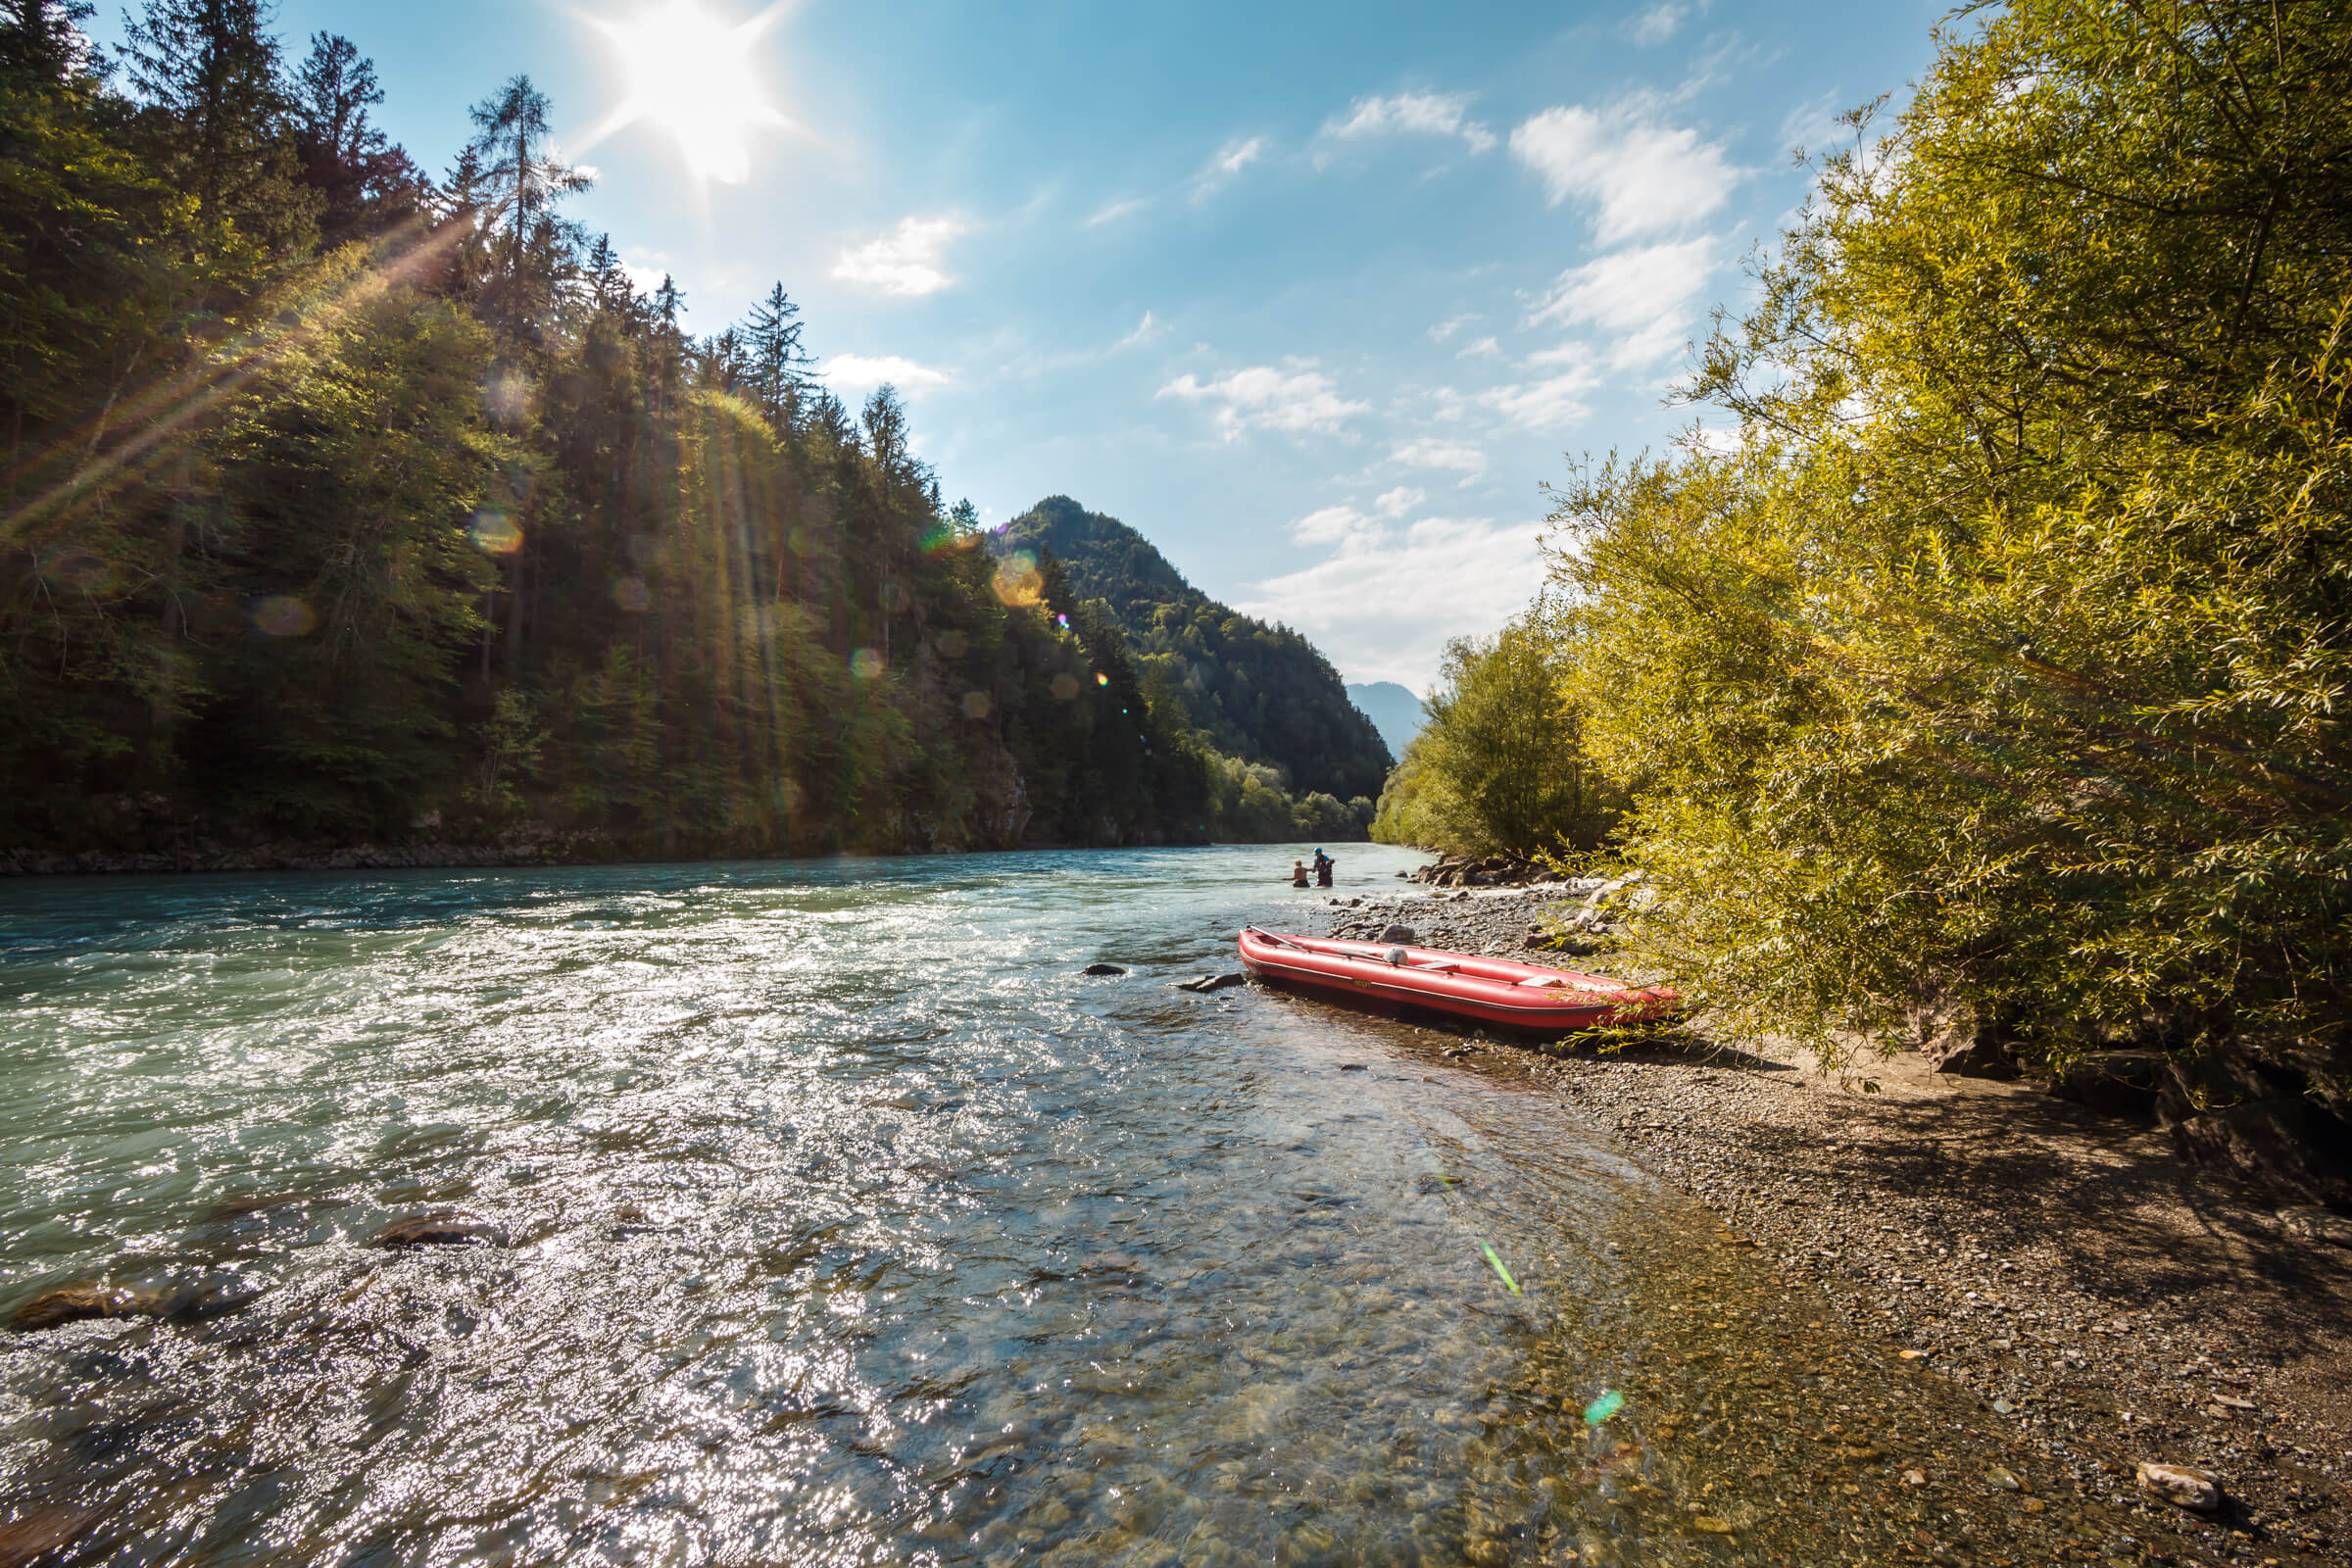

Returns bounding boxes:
[1175,973,1247,994]
[368,1211,502,1249]
[1081,963,1127,976]
[1378,924,1417,945]
[10,1283,166,1333]
[0,1507,98,1566]
[2136,1461,2223,1512]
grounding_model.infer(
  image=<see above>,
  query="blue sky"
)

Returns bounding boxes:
[90,0,1945,689]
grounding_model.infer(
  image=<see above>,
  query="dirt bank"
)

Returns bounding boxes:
[1304,887,2352,1566]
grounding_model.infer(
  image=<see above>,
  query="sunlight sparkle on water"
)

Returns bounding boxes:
[586,1,789,184]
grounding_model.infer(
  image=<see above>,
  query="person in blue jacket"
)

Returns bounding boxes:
[1313,848,1335,888]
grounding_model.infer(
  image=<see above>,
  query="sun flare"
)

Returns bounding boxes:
[585,0,790,184]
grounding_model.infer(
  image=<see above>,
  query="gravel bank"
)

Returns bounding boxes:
[1299,886,2352,1566]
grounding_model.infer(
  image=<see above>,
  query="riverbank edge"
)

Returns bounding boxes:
[1304,885,2352,1564]
[0,835,1382,878]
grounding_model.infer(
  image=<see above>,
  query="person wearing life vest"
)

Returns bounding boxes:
[1313,849,1334,888]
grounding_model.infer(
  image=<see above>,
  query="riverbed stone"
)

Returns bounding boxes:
[1081,963,1127,976]
[1175,973,1247,994]
[368,1211,501,1249]
[10,1283,165,1332]
[2135,1461,2223,1512]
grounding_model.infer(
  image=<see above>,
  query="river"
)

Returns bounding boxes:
[0,846,2089,1566]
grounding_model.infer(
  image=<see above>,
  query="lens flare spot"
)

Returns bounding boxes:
[850,648,885,680]
[612,577,652,612]
[471,512,523,556]
[1583,1390,1625,1426]
[1054,612,1070,630]
[992,551,1042,608]
[936,629,969,660]
[40,548,112,593]
[1050,672,1081,702]
[960,691,992,719]
[482,372,533,425]
[1095,671,1110,687]
[250,596,317,638]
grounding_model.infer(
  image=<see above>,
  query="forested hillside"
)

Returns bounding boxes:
[1000,497,1393,802]
[0,2,1275,861]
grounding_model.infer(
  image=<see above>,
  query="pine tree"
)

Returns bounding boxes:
[0,0,95,80]
[122,0,295,230]
[460,74,591,336]
[289,31,419,241]
[745,282,808,431]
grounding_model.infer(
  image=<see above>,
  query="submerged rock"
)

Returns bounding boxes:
[0,1506,100,1566]
[368,1211,502,1250]
[1175,973,1248,994]
[10,1284,164,1333]
[1081,962,1127,976]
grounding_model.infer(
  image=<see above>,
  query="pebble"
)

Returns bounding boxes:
[1299,885,2352,1560]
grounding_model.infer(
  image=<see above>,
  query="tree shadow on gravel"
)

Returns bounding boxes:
[1797,1086,2352,1360]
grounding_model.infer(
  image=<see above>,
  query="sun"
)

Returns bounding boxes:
[583,1,791,185]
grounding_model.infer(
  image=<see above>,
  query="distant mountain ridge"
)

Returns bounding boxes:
[1347,682,1426,760]
[999,498,1394,802]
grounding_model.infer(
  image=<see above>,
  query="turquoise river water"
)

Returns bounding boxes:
[0,846,2115,1566]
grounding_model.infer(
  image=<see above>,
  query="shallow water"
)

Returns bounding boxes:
[0,847,2149,1566]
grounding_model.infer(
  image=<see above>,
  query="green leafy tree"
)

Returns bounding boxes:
[1371,617,1614,857]
[1549,0,2352,1190]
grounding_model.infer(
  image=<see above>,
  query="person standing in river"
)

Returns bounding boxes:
[1291,859,1310,888]
[1314,849,1334,888]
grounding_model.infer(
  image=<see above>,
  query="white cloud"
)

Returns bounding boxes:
[1240,515,1544,687]
[1321,91,1496,155]
[1457,335,1501,360]
[1779,90,1848,159]
[1113,311,1158,349]
[1215,137,1267,175]
[1158,361,1369,439]
[1509,101,1740,242]
[1292,505,1371,545]
[1624,3,1690,46]
[1190,135,1269,201]
[830,216,965,298]
[1530,235,1719,368]
[1375,486,1427,516]
[1479,365,1601,431]
[1085,197,1148,228]
[1392,438,1488,476]
[824,354,952,393]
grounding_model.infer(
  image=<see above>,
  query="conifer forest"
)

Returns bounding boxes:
[0,0,1349,864]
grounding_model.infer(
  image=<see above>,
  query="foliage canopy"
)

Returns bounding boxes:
[1546,0,2352,1144]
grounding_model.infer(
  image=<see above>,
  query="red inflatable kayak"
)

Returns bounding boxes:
[1237,927,1678,1035]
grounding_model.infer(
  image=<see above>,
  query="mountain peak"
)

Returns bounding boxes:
[1001,498,1394,800]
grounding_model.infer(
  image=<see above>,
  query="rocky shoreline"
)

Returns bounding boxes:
[1304,885,2352,1566]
